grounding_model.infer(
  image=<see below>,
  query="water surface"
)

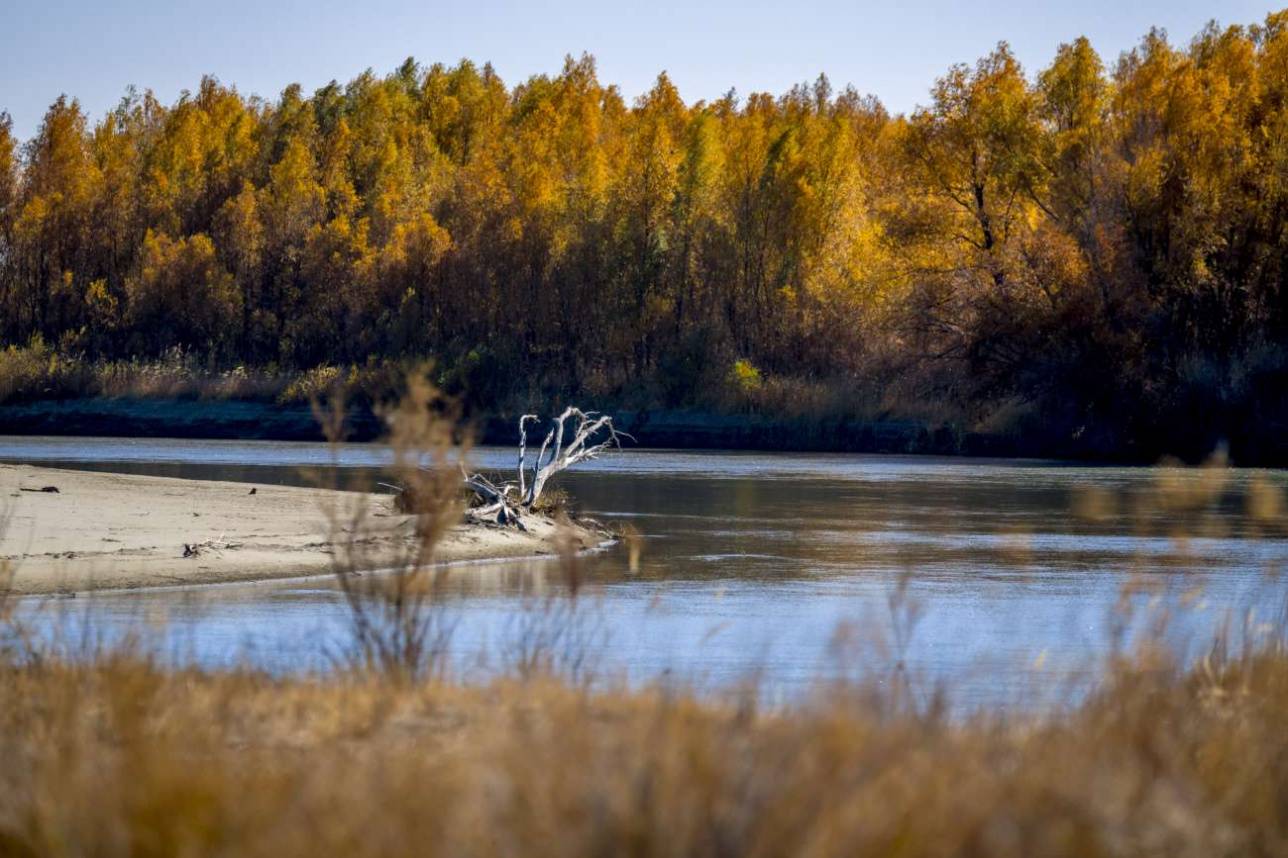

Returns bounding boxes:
[5,436,1286,709]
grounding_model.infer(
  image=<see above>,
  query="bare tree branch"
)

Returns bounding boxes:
[456,408,630,528]
[523,408,632,508]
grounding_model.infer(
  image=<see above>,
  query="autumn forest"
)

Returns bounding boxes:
[4,13,1288,460]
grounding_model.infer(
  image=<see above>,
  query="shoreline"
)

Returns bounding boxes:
[0,395,1118,462]
[2,395,1280,466]
[23,540,618,601]
[0,464,602,595]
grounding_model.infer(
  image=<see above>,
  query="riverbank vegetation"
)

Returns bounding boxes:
[6,13,1288,459]
[0,639,1285,857]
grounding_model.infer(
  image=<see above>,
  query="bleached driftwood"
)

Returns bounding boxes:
[462,470,520,527]
[463,408,629,527]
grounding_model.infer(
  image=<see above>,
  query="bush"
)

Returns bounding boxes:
[277,364,347,405]
[729,358,762,392]
[0,338,91,403]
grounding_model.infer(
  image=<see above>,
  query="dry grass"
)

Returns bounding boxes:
[312,373,474,681]
[0,342,967,435]
[0,629,1285,857]
[0,342,286,404]
[0,342,425,407]
[714,359,966,430]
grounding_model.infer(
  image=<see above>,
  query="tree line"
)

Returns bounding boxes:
[4,13,1288,458]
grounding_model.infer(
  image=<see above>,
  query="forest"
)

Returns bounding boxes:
[4,12,1288,460]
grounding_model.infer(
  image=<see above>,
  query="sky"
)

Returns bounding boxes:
[0,0,1278,142]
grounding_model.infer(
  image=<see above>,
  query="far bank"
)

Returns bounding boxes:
[1,395,1282,465]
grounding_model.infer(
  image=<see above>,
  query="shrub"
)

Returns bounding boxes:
[729,358,762,392]
[277,365,347,405]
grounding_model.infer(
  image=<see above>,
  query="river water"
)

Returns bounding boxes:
[4,436,1287,710]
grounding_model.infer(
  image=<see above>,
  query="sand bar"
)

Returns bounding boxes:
[0,464,596,594]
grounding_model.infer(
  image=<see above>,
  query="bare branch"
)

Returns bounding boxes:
[451,408,630,528]
[516,414,538,499]
[524,408,631,508]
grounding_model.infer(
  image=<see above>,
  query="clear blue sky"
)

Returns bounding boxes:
[0,0,1277,142]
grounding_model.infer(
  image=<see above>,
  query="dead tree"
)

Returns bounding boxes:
[463,408,629,526]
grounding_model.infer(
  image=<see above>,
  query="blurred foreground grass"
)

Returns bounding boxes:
[0,631,1286,856]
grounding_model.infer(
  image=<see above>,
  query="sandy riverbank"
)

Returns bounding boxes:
[0,464,600,595]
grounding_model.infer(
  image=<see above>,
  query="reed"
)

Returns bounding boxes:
[0,617,1286,857]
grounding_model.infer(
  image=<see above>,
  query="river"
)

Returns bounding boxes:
[4,436,1287,710]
